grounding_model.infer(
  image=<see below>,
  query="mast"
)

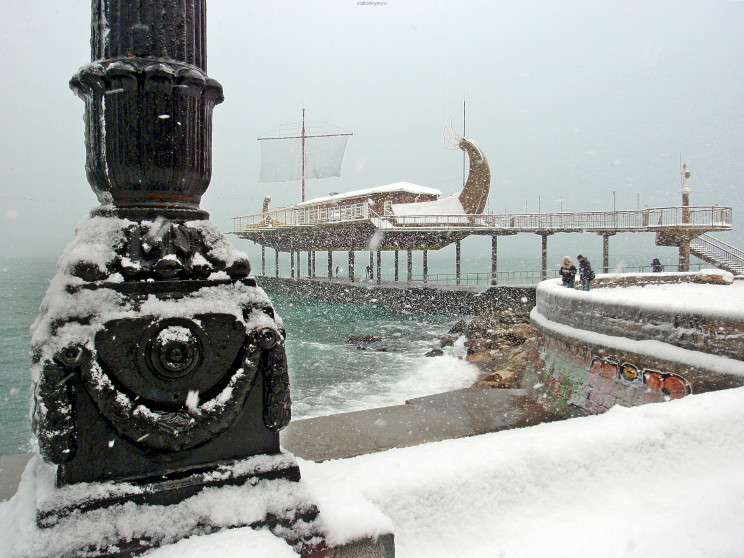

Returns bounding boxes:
[257,112,352,202]
[302,108,307,202]
[462,100,466,187]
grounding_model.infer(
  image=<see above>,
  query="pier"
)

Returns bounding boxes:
[233,204,741,283]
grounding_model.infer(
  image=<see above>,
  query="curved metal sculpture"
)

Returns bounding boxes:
[444,119,491,214]
[458,137,491,214]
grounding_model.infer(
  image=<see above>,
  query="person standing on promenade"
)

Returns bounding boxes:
[577,254,595,291]
[559,256,576,288]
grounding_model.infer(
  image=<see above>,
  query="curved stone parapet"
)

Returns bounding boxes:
[535,274,744,361]
[525,275,744,415]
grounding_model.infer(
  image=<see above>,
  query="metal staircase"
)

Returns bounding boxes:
[690,233,744,276]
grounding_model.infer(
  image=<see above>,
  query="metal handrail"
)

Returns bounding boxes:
[263,263,712,286]
[691,234,744,269]
[405,263,710,286]
[233,205,732,234]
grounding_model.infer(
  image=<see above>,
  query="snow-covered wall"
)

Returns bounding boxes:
[526,275,744,415]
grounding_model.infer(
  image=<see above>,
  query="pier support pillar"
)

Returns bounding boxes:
[369,251,374,280]
[540,235,549,281]
[603,234,609,274]
[491,235,498,285]
[261,245,266,276]
[423,250,428,284]
[395,250,400,282]
[456,241,461,285]
[376,249,382,285]
[679,239,691,272]
[276,249,280,278]
[290,249,295,279]
[328,249,333,278]
[599,232,615,274]
[307,251,312,278]
[407,248,413,283]
[349,249,355,283]
[312,251,316,278]
[297,251,301,278]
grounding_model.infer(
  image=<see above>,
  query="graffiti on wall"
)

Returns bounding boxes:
[590,356,692,400]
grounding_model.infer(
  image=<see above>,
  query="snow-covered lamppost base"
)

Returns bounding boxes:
[8,453,394,557]
[24,1,396,554]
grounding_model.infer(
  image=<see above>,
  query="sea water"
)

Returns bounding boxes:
[0,258,477,457]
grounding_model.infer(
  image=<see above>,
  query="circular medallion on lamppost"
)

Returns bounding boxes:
[150,325,201,380]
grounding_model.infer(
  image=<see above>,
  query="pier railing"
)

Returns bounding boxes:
[690,233,744,275]
[406,263,711,286]
[234,205,732,234]
[259,264,711,287]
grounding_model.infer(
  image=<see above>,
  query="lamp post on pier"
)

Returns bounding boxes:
[680,163,692,271]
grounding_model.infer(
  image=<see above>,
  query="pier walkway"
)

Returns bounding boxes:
[233,205,736,281]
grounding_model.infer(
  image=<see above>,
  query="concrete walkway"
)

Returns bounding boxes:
[282,388,563,461]
[0,388,564,501]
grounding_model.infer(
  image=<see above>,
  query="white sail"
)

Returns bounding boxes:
[257,118,351,184]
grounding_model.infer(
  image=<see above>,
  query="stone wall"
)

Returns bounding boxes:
[525,275,744,416]
[537,274,744,361]
[255,277,536,316]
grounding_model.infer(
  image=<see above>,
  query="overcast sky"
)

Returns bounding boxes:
[1,0,742,266]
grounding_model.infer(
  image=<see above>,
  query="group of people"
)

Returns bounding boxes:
[559,254,595,291]
[560,255,664,290]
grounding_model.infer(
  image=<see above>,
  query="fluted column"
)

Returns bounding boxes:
[70,0,223,218]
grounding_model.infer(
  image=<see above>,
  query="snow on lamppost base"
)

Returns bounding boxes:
[28,217,394,556]
[26,1,394,555]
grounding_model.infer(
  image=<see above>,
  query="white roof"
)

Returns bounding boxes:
[295,182,441,207]
[391,193,465,216]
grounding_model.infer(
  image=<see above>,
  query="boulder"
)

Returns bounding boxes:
[471,369,518,389]
[438,335,458,348]
[696,269,735,285]
[347,334,382,344]
[464,338,496,354]
[466,349,494,363]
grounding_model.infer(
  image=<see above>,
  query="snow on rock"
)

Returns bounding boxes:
[697,268,735,285]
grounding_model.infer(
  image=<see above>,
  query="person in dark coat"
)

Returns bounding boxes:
[559,256,576,288]
[577,254,594,291]
[651,258,663,273]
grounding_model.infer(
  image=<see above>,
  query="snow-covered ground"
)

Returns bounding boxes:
[3,385,744,557]
[556,272,744,318]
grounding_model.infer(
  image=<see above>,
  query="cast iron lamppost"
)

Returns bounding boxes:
[28,1,318,552]
[28,4,395,555]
